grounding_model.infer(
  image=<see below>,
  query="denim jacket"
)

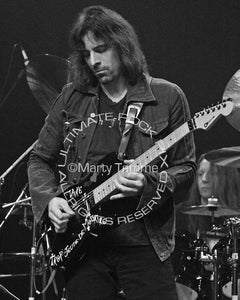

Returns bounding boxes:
[28,74,196,261]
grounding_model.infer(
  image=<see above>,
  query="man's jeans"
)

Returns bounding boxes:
[65,245,178,300]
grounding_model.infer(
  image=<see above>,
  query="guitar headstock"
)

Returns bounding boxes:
[193,99,234,130]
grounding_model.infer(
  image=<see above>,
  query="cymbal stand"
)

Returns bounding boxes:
[231,222,239,300]
[212,247,219,300]
[208,204,219,299]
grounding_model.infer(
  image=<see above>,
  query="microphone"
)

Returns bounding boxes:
[20,46,29,67]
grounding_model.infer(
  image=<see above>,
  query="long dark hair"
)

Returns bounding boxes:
[68,5,148,88]
[188,153,240,207]
[186,153,240,234]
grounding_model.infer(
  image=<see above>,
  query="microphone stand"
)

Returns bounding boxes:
[0,68,25,110]
[0,140,37,184]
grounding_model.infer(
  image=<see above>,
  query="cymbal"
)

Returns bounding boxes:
[26,54,70,114]
[205,146,240,167]
[223,69,240,131]
[181,204,240,217]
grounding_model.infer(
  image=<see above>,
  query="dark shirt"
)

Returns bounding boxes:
[28,74,196,261]
[88,90,150,245]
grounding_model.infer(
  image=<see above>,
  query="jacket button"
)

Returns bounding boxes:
[78,155,81,160]
[81,133,86,138]
[64,121,70,131]
[90,113,95,118]
[72,178,77,184]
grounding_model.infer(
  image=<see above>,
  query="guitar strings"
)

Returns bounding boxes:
[71,143,161,210]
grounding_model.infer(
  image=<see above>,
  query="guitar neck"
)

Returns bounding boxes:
[93,120,192,204]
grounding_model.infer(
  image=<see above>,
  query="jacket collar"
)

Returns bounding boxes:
[75,74,156,103]
[126,74,156,103]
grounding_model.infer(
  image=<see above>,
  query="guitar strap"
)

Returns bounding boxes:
[118,102,143,160]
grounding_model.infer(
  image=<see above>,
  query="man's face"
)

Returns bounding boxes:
[197,159,216,203]
[82,32,123,85]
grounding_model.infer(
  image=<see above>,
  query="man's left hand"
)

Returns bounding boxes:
[110,159,146,200]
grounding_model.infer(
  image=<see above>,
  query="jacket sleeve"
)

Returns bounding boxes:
[137,82,196,210]
[27,93,65,223]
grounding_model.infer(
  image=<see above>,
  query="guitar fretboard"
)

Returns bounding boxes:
[93,121,191,204]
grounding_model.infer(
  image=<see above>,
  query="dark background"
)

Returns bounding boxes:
[0,0,240,299]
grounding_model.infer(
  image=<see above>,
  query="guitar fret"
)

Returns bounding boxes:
[92,122,191,205]
[93,177,115,204]
[51,100,236,269]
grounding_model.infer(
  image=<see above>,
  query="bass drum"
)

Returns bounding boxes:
[172,234,212,300]
[222,280,240,299]
[176,283,198,300]
[172,234,197,300]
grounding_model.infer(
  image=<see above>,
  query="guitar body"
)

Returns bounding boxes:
[49,153,125,268]
[46,99,234,269]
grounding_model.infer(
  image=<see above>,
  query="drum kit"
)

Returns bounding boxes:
[0,47,240,299]
[0,50,70,300]
[175,147,240,299]
[174,69,240,300]
[176,201,240,300]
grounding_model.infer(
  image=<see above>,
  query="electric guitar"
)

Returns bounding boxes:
[47,99,234,269]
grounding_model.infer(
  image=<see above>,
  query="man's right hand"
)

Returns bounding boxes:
[48,197,75,233]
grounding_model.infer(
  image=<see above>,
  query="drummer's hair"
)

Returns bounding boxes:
[68,5,148,88]
[184,153,240,234]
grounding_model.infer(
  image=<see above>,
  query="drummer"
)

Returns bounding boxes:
[173,154,240,300]
[177,152,240,250]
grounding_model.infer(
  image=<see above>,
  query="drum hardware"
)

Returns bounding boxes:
[2,197,31,208]
[0,183,29,230]
[181,201,240,218]
[18,205,33,230]
[0,188,46,300]
[2,197,33,230]
[222,217,240,300]
[174,234,214,299]
[0,283,21,300]
[212,247,219,300]
[180,199,240,299]
[0,252,45,277]
[0,182,32,300]
[194,237,219,299]
[0,51,69,300]
[0,273,30,278]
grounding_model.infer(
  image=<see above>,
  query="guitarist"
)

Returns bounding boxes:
[28,6,196,300]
